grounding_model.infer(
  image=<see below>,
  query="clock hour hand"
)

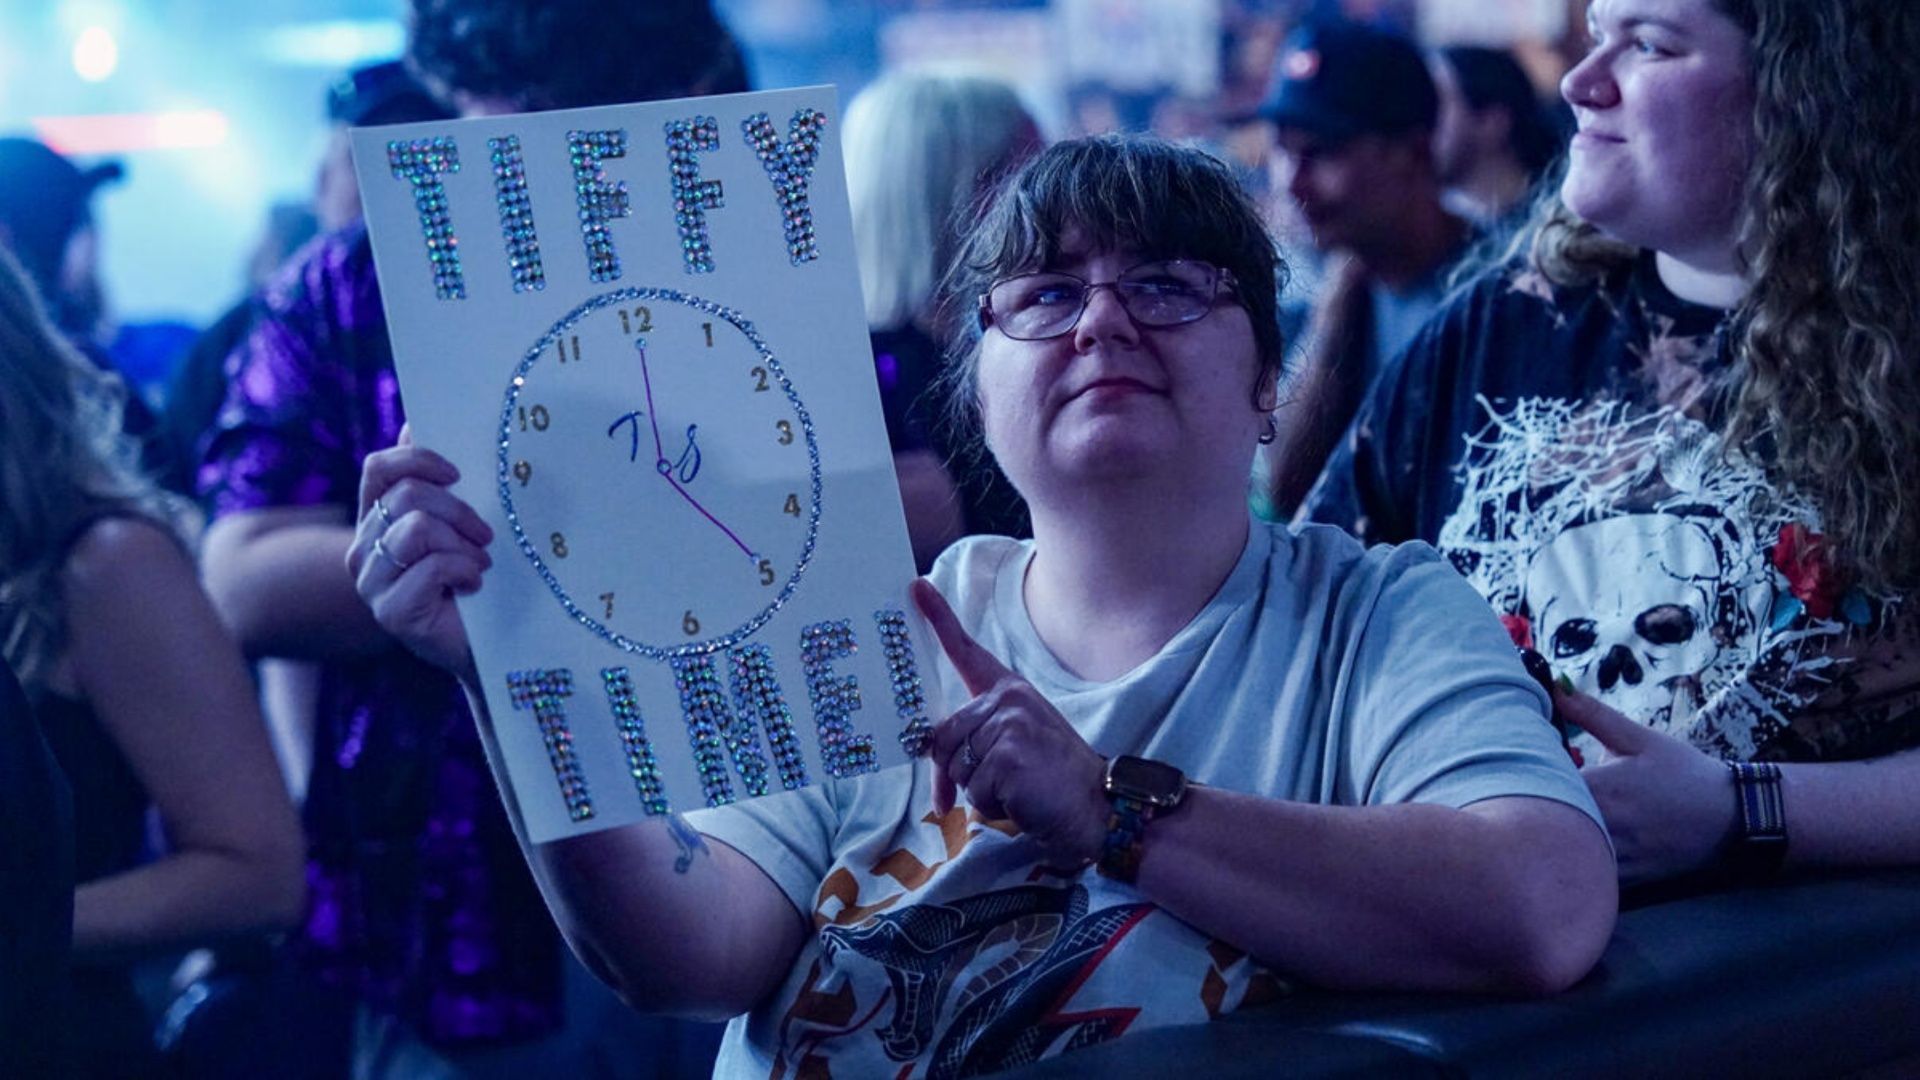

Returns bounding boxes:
[636,338,669,465]
[636,337,759,563]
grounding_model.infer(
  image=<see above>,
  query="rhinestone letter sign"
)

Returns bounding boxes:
[353,88,935,842]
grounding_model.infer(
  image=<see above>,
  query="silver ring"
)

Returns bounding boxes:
[374,497,396,531]
[372,535,411,572]
[959,734,980,769]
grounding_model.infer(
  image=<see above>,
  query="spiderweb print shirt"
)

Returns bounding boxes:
[1306,253,1920,764]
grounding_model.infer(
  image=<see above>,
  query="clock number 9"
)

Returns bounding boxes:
[758,558,775,586]
[519,404,550,431]
[783,493,801,517]
[776,419,794,445]
[550,532,568,558]
[750,366,769,392]
[512,460,532,486]
[682,610,700,636]
[617,306,654,334]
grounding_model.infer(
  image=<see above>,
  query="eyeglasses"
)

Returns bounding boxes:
[979,259,1239,341]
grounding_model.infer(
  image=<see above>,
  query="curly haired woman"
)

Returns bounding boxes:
[0,248,304,1074]
[1306,0,1920,886]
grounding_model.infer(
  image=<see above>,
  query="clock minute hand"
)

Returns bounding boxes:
[636,337,758,562]
[661,473,758,562]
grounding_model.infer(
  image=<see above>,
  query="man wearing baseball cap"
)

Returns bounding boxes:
[0,137,123,340]
[1259,19,1473,514]
[0,136,175,481]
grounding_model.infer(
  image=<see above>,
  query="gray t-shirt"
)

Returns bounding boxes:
[694,520,1600,1077]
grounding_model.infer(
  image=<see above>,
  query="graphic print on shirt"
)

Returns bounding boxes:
[777,871,1154,1078]
[1437,394,1901,761]
[819,883,1151,1076]
[764,803,1280,1079]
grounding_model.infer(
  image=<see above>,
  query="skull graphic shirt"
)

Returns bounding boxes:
[1306,252,1920,764]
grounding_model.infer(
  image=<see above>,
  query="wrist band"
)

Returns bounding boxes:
[1098,795,1153,884]
[1725,761,1788,879]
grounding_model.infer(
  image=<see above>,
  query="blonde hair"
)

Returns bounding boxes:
[844,71,1040,331]
[0,247,192,690]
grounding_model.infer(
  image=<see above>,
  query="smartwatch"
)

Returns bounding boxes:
[1724,761,1788,880]
[1098,755,1188,883]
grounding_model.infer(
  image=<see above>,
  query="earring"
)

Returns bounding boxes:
[1257,414,1278,445]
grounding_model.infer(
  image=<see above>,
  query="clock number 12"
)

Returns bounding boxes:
[617,307,654,334]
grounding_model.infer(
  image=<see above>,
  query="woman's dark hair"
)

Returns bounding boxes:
[1438,46,1562,180]
[937,134,1287,447]
[406,0,749,112]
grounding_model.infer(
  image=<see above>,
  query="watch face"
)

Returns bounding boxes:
[1107,755,1184,805]
[499,287,822,658]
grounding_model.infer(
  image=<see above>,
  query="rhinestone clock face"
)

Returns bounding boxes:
[499,288,821,657]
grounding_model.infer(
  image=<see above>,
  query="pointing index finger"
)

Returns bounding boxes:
[1555,688,1651,756]
[910,578,1011,697]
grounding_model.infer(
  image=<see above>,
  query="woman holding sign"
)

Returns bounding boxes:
[352,135,1614,1075]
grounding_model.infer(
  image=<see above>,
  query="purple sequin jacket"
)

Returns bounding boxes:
[199,223,560,1045]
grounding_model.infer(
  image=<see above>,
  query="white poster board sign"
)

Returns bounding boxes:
[352,87,934,843]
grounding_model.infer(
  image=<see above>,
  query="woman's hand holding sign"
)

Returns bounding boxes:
[347,427,495,687]
[912,579,1110,868]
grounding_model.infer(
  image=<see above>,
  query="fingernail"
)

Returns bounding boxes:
[1556,674,1577,695]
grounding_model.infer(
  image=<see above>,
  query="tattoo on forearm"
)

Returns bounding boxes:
[667,814,710,874]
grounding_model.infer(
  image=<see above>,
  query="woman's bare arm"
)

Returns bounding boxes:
[66,517,306,957]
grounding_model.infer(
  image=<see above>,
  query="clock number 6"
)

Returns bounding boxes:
[518,404,550,431]
[682,610,700,636]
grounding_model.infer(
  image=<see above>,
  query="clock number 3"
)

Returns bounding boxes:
[776,419,793,445]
